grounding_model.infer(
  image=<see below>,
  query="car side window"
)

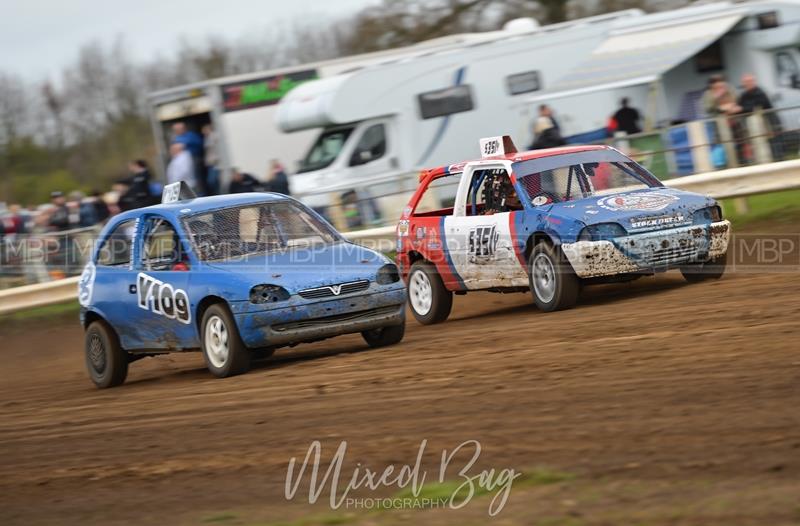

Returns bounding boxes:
[467,169,522,216]
[141,217,183,271]
[349,124,386,166]
[96,220,137,267]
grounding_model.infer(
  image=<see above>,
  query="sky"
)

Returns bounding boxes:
[0,0,378,81]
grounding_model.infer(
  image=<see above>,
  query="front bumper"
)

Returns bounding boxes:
[561,220,731,278]
[232,285,406,348]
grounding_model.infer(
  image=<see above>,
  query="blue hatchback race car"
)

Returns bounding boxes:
[78,184,406,388]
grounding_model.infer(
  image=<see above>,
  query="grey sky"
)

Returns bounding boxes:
[0,0,378,81]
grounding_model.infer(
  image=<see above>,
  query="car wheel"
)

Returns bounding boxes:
[529,242,579,312]
[407,261,452,325]
[681,251,728,282]
[201,304,251,378]
[85,320,128,388]
[362,315,406,348]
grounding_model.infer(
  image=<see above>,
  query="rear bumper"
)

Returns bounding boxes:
[561,220,731,278]
[233,286,406,348]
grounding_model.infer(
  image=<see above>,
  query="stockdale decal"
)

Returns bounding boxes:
[630,213,689,230]
[77,262,96,307]
[137,273,192,324]
[597,192,679,212]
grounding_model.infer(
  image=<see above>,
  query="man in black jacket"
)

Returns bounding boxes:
[738,74,773,113]
[228,169,263,193]
[738,73,783,160]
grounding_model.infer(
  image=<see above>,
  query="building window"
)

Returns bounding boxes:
[507,71,542,95]
[417,85,474,119]
[695,40,724,73]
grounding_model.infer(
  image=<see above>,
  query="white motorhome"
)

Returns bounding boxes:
[524,1,800,139]
[276,11,644,216]
[146,29,536,187]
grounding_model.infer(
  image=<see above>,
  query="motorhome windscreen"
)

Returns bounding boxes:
[513,151,661,204]
[183,202,340,261]
[297,126,355,173]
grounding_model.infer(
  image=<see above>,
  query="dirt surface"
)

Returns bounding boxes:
[1,235,800,525]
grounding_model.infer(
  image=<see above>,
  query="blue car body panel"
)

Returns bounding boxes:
[79,193,406,351]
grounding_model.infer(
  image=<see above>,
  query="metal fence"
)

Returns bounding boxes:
[294,106,800,232]
[0,226,100,289]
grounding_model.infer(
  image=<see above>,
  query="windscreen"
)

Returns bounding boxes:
[184,201,340,261]
[513,151,660,205]
[297,126,354,173]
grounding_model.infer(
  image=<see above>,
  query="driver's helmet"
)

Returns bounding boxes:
[482,172,516,214]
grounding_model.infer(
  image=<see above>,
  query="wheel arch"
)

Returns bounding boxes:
[195,295,229,337]
[524,231,561,260]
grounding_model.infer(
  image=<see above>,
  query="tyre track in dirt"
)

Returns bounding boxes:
[1,270,799,525]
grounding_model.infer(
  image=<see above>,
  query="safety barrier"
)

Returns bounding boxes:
[1,160,798,315]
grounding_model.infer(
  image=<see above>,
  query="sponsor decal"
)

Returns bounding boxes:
[77,262,96,307]
[397,220,409,237]
[137,273,192,324]
[532,195,549,207]
[597,191,679,212]
[427,229,441,250]
[629,213,689,231]
[468,225,499,260]
[415,227,427,240]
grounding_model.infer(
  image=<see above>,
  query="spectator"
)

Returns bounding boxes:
[202,124,220,195]
[611,97,642,135]
[529,109,566,150]
[172,122,205,195]
[79,190,111,226]
[48,191,70,231]
[539,104,561,132]
[119,160,158,211]
[703,75,741,117]
[738,74,773,113]
[265,159,291,195]
[228,168,262,193]
[166,143,197,189]
[738,73,783,160]
[171,122,203,157]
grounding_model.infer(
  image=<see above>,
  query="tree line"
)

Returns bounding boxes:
[0,0,688,205]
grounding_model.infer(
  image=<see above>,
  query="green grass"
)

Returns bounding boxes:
[0,299,79,326]
[720,188,800,227]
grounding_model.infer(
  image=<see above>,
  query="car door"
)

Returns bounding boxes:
[89,217,142,348]
[130,214,196,350]
[444,164,527,289]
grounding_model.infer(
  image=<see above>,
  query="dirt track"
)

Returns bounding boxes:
[1,245,800,524]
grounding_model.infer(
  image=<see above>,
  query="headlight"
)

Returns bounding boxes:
[693,205,722,224]
[578,223,627,242]
[376,263,400,284]
[249,284,291,304]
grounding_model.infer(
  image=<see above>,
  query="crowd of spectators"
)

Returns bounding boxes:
[0,119,293,240]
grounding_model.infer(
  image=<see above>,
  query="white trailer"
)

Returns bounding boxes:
[275,10,644,218]
[523,1,800,139]
[146,30,534,187]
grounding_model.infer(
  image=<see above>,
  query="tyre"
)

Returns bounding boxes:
[201,303,251,378]
[362,316,406,348]
[85,320,128,389]
[528,242,580,312]
[407,261,453,325]
[681,250,728,282]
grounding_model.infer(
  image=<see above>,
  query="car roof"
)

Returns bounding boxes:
[112,192,292,223]
[421,144,613,180]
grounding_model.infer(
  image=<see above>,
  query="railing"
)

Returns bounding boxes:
[1,160,798,316]
[0,226,100,290]
[292,106,800,232]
